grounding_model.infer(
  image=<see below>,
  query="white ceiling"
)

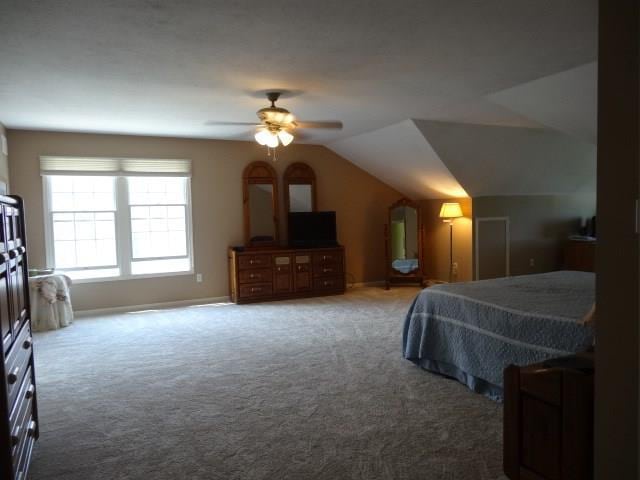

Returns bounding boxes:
[488,62,597,144]
[0,0,597,143]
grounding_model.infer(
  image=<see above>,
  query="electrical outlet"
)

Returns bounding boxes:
[452,262,458,275]
[529,258,535,267]
[196,273,203,283]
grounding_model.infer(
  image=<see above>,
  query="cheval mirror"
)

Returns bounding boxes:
[243,161,280,247]
[283,162,316,214]
[385,198,425,288]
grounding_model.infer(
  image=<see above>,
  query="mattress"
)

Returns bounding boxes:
[402,271,595,400]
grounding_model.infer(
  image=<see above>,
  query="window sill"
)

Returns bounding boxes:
[66,269,195,285]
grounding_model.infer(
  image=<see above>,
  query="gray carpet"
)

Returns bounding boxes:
[30,287,505,480]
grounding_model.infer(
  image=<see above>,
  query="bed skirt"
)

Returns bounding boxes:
[408,357,504,402]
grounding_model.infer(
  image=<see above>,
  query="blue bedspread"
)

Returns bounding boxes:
[402,271,594,400]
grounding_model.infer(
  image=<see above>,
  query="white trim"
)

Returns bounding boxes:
[74,295,231,317]
[70,268,194,284]
[474,216,510,280]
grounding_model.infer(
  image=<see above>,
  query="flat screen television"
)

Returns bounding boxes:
[288,211,337,248]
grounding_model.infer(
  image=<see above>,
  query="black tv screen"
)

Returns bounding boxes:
[288,212,337,248]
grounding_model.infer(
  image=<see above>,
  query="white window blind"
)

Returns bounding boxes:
[40,157,192,177]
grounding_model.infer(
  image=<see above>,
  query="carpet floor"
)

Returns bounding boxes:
[29,287,505,480]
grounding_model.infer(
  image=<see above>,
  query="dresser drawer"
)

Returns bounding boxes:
[5,323,32,410]
[238,268,272,284]
[313,263,343,277]
[313,276,345,291]
[313,251,344,266]
[238,283,273,298]
[238,254,271,269]
[9,369,35,472]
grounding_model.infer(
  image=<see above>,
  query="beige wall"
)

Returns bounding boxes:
[421,197,473,283]
[0,124,9,192]
[7,130,402,311]
[472,194,596,277]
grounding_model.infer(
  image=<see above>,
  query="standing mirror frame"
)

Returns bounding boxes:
[243,161,280,248]
[283,162,317,215]
[384,197,425,289]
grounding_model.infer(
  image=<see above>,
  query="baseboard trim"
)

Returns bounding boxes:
[75,295,231,317]
[349,280,386,288]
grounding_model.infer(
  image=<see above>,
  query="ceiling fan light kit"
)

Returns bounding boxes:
[208,91,343,160]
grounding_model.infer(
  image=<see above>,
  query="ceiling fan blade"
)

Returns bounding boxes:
[205,121,262,127]
[295,121,343,130]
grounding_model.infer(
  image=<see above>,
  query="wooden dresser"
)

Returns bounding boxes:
[0,196,39,480]
[564,239,596,272]
[228,246,346,303]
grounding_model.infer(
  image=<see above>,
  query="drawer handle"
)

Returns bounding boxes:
[27,421,37,437]
[23,336,32,349]
[249,274,257,279]
[8,366,19,384]
[25,384,35,399]
[249,259,255,265]
[323,268,332,273]
[322,255,329,260]
[297,265,302,271]
[250,287,261,293]
[11,426,20,446]
[324,281,332,286]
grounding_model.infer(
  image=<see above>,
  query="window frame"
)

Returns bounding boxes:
[43,175,194,283]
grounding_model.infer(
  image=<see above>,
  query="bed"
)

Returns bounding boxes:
[402,271,594,400]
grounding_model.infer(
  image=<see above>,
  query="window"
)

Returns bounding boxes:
[42,157,192,281]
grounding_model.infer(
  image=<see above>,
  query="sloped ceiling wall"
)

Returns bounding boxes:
[328,119,596,200]
[328,119,467,200]
[328,62,597,201]
[488,62,597,144]
[414,120,596,197]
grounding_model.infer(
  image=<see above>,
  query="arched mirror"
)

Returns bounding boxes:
[385,198,424,288]
[283,162,316,214]
[243,161,279,247]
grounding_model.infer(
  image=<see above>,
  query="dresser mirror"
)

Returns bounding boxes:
[243,161,279,247]
[283,162,316,214]
[385,198,424,288]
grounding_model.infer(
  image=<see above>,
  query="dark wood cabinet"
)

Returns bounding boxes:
[0,195,38,480]
[564,239,596,272]
[229,246,345,303]
[504,352,593,480]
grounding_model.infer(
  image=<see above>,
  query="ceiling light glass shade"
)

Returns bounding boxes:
[277,130,294,146]
[265,132,279,148]
[439,202,463,219]
[254,129,272,146]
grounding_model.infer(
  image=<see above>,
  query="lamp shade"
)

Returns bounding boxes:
[439,202,463,219]
[254,129,272,146]
[277,130,294,146]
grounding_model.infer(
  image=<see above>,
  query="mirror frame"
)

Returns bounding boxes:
[283,162,317,215]
[243,161,280,247]
[385,197,425,288]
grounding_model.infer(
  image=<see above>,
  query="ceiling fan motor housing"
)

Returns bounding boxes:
[257,106,296,130]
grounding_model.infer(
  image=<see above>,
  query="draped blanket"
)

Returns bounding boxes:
[402,271,595,400]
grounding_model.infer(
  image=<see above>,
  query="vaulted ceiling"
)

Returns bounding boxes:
[0,1,598,198]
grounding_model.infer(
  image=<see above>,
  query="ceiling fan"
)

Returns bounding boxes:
[206,91,343,151]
